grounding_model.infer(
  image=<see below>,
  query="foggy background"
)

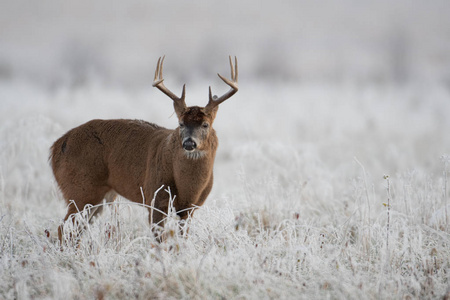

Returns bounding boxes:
[1,0,450,88]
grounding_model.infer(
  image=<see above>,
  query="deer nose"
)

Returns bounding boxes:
[182,138,197,151]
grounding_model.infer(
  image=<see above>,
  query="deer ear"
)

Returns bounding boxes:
[207,105,219,116]
[174,101,186,118]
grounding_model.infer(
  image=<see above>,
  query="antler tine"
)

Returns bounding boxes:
[228,55,237,81]
[206,56,239,111]
[234,56,238,82]
[152,56,186,103]
[228,55,235,81]
[153,56,164,85]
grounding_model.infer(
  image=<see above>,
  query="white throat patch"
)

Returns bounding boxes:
[184,150,206,160]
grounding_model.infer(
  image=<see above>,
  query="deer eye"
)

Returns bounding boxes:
[179,123,185,128]
[202,123,209,128]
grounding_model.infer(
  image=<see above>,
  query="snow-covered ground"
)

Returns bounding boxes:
[1,1,449,299]
[1,80,449,299]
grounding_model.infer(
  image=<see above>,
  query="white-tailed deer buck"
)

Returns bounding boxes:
[50,56,238,244]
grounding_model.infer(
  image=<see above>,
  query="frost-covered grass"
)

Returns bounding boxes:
[0,81,449,299]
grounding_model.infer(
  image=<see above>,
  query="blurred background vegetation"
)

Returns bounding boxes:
[1,0,449,89]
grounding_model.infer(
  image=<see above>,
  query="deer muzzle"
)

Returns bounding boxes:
[182,138,197,152]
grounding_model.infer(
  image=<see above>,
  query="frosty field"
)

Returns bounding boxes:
[0,80,449,299]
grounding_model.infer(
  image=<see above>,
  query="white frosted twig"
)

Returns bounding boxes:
[150,185,165,225]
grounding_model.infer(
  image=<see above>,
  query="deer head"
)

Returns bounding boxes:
[152,56,238,156]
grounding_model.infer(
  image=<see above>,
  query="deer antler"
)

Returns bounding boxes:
[206,56,239,112]
[153,56,187,113]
